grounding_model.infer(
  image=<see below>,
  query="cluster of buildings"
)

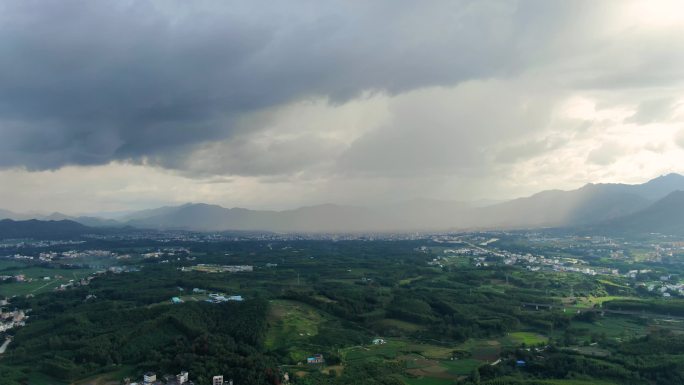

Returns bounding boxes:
[39,249,116,262]
[142,247,190,259]
[445,247,489,256]
[427,237,634,279]
[430,240,627,278]
[54,276,93,291]
[1,254,33,260]
[106,266,140,274]
[644,280,684,297]
[429,233,684,298]
[306,354,325,365]
[0,274,26,282]
[205,293,244,303]
[1,273,96,288]
[2,249,119,263]
[431,234,684,294]
[170,291,244,305]
[126,371,233,385]
[0,240,84,249]
[498,249,629,277]
[0,303,27,332]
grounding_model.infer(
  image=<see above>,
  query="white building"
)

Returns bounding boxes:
[212,376,223,385]
[143,372,156,384]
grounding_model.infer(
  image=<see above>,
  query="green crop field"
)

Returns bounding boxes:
[266,300,324,345]
[507,331,549,345]
[0,276,88,297]
[0,260,28,270]
[402,377,453,385]
[441,358,481,375]
[376,318,425,332]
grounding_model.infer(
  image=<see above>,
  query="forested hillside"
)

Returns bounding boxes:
[2,239,684,385]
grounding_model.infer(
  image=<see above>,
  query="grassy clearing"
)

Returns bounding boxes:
[322,365,344,376]
[597,279,630,289]
[402,377,453,385]
[25,371,68,385]
[441,358,481,375]
[0,265,93,279]
[266,300,324,348]
[178,294,209,302]
[507,332,548,346]
[399,276,424,286]
[570,346,611,357]
[568,315,648,341]
[346,338,485,384]
[265,300,328,362]
[456,339,501,361]
[376,318,425,332]
[0,273,92,297]
[0,260,28,270]
[0,263,96,297]
[344,339,462,362]
[312,294,337,303]
[567,295,638,309]
[344,340,405,361]
[475,379,618,385]
[72,365,136,385]
[403,343,455,360]
[542,380,619,385]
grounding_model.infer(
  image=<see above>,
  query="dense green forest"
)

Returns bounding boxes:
[3,292,275,384]
[2,239,684,385]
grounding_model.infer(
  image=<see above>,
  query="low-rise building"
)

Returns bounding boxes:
[144,372,156,384]
[307,354,325,365]
[176,371,188,384]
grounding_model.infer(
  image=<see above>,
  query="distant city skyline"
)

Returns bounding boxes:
[1,1,684,213]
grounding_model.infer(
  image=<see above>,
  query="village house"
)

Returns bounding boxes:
[307,354,325,365]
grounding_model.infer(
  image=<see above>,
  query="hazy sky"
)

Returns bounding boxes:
[2,0,684,214]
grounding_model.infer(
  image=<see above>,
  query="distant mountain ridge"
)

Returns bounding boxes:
[0,219,97,240]
[89,173,684,232]
[592,190,684,235]
[0,210,122,227]
[473,173,684,229]
[124,203,387,232]
[41,212,122,227]
[2,173,684,233]
[0,208,32,221]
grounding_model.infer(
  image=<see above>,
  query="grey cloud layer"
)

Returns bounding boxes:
[2,0,683,187]
[0,0,582,173]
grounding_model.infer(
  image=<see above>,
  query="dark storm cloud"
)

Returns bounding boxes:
[0,0,581,172]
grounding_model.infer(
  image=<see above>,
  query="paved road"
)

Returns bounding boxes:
[0,338,11,354]
[464,241,505,257]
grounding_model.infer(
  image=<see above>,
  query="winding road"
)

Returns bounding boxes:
[0,337,11,354]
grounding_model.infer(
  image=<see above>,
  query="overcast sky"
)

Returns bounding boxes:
[2,0,684,214]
